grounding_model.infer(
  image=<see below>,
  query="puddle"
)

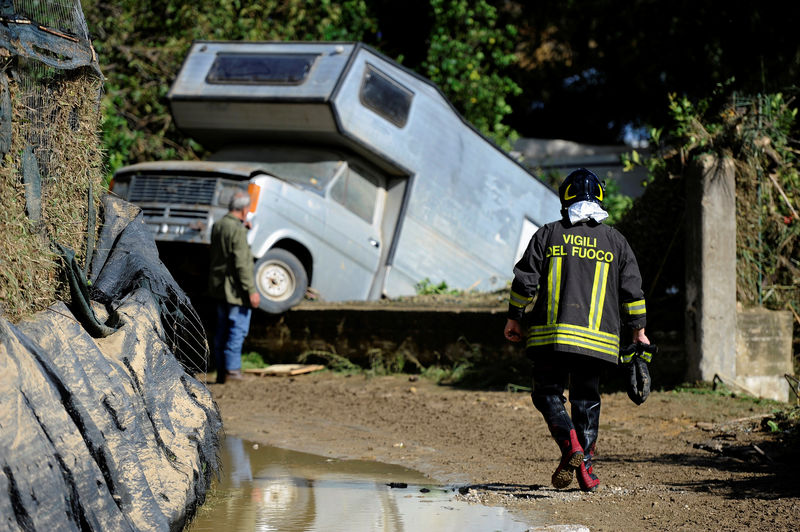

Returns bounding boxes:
[188,436,532,531]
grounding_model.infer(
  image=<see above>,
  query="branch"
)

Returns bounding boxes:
[767,172,799,220]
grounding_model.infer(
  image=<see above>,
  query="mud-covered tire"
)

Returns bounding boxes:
[254,249,308,314]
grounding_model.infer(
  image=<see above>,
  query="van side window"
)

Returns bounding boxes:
[206,53,318,85]
[330,165,379,223]
[359,65,413,128]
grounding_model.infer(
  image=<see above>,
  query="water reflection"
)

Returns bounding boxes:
[189,436,530,532]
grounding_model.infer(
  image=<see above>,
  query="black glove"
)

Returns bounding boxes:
[619,342,657,405]
[627,357,651,405]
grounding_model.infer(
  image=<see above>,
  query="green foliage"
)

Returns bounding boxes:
[427,336,481,385]
[602,178,633,226]
[761,407,800,447]
[421,0,522,150]
[619,89,799,342]
[366,347,405,375]
[620,128,664,177]
[287,334,528,390]
[414,278,461,295]
[670,382,776,406]
[297,346,422,377]
[527,166,563,189]
[240,351,268,370]
[422,360,474,385]
[418,336,529,389]
[725,94,799,311]
[298,349,360,373]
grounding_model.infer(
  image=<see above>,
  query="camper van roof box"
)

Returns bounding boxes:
[169,41,368,149]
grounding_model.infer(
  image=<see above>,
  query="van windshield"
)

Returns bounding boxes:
[209,147,346,192]
[255,160,343,192]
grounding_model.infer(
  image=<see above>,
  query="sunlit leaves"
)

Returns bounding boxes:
[421,0,521,149]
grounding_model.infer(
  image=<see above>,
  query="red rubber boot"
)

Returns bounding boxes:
[576,442,600,492]
[551,429,584,489]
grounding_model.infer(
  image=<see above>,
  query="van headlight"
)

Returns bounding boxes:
[110,178,129,199]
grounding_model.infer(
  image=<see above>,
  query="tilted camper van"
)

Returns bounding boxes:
[112,41,561,313]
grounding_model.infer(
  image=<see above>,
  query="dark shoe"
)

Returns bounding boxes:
[225,370,244,381]
[551,429,584,489]
[215,370,243,384]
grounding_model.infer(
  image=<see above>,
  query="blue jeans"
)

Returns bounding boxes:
[214,302,252,372]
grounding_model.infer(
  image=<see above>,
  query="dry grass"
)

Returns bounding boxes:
[0,61,104,322]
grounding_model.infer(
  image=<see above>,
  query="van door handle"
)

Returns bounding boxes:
[368,238,380,249]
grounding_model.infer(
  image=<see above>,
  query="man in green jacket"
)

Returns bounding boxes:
[209,191,261,384]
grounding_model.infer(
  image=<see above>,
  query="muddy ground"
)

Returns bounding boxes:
[205,367,799,531]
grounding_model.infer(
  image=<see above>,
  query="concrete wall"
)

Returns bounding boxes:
[684,155,795,402]
[242,306,514,369]
[685,155,737,383]
[736,309,794,402]
[231,302,686,391]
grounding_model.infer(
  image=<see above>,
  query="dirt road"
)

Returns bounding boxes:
[207,370,798,531]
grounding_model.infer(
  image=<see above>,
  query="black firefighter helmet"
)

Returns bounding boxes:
[558,168,605,209]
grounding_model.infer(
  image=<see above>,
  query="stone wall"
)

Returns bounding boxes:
[736,308,794,402]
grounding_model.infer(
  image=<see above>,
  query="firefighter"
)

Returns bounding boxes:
[504,168,649,492]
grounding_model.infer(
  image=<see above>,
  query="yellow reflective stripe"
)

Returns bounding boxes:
[509,290,533,308]
[526,329,619,357]
[527,338,618,357]
[619,344,654,364]
[528,326,619,355]
[547,257,562,324]
[623,299,646,316]
[530,323,618,342]
[588,261,609,330]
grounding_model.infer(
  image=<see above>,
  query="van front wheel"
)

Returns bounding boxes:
[253,249,308,314]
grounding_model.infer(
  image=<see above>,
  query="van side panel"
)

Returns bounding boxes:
[332,49,561,294]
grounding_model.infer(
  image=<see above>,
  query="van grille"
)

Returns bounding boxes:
[140,206,209,219]
[129,175,218,205]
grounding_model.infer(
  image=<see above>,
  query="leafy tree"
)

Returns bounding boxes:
[618,91,799,340]
[420,0,521,150]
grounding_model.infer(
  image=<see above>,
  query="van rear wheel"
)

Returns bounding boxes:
[254,249,308,314]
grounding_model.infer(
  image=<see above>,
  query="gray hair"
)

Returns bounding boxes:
[229,191,251,211]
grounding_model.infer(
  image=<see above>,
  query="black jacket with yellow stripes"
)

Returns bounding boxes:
[508,218,646,364]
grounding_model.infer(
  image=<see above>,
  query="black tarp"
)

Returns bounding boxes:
[0,195,221,532]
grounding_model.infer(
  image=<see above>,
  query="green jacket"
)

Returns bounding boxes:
[208,213,256,306]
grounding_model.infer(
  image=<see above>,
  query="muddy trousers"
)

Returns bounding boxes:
[530,351,603,488]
